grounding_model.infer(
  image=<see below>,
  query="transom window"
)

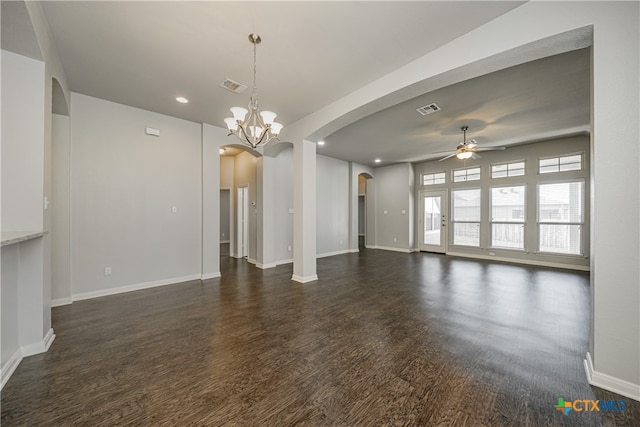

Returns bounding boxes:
[492,161,525,178]
[423,172,446,186]
[539,154,582,174]
[453,167,481,183]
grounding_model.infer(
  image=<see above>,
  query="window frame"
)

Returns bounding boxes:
[489,184,526,250]
[491,160,526,179]
[536,179,585,256]
[538,152,583,175]
[422,171,446,186]
[450,187,482,247]
[452,166,481,183]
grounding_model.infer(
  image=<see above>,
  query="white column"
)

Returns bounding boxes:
[256,155,276,269]
[292,139,317,283]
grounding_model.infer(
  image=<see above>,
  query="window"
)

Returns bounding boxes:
[539,154,582,174]
[453,167,480,183]
[423,172,445,186]
[452,189,481,246]
[538,181,584,254]
[491,185,526,249]
[492,161,525,178]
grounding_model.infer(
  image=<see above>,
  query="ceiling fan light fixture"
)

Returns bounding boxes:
[456,151,474,160]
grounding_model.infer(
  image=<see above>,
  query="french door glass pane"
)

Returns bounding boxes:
[423,196,441,245]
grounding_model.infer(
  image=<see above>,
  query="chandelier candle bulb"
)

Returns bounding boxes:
[260,111,277,125]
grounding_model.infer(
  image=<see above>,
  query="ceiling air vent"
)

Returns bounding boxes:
[416,103,441,116]
[220,78,247,94]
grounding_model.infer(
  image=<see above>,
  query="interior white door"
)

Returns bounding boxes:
[419,190,448,253]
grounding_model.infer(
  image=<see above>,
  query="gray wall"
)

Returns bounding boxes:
[273,148,294,263]
[413,136,590,269]
[373,163,414,251]
[51,114,71,302]
[219,190,230,243]
[69,93,203,298]
[316,154,350,256]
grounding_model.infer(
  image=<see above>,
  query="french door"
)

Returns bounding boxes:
[418,190,448,253]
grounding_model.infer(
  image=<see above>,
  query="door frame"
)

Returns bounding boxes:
[418,189,448,253]
[237,186,249,258]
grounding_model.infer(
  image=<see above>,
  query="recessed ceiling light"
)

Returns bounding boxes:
[317,140,325,146]
[374,158,381,163]
[176,97,189,104]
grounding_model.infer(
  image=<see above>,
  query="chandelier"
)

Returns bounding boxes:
[224,34,283,149]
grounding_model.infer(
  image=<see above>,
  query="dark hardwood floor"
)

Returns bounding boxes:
[2,249,638,426]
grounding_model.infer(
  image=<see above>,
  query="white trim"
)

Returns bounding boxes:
[374,245,413,253]
[256,263,276,269]
[220,240,230,244]
[291,274,318,283]
[349,249,359,253]
[72,274,201,301]
[201,272,221,280]
[21,328,55,357]
[584,352,640,401]
[446,251,590,271]
[365,245,377,249]
[1,349,23,390]
[317,249,352,258]
[51,297,73,307]
[275,258,293,266]
[247,258,257,265]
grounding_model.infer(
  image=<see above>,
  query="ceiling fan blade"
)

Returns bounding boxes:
[475,146,506,152]
[432,150,458,154]
[438,152,458,162]
[471,152,481,160]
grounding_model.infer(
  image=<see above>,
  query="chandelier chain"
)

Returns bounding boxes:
[252,37,258,102]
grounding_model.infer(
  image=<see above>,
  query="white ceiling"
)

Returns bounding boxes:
[4,1,590,166]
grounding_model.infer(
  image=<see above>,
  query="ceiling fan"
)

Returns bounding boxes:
[436,126,505,161]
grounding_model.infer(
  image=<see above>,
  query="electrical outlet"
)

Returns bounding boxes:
[489,252,496,256]
[288,245,292,252]
[172,206,178,213]
[104,267,112,275]
[393,237,397,242]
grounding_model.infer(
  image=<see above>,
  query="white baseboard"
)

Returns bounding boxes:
[1,349,23,390]
[584,352,640,401]
[51,297,73,307]
[349,248,360,253]
[374,245,413,253]
[1,329,55,390]
[256,263,276,269]
[291,274,318,283]
[220,240,230,244]
[201,272,221,280]
[275,258,293,266]
[72,274,202,301]
[247,258,257,265]
[447,251,590,271]
[21,328,55,357]
[317,249,352,259]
